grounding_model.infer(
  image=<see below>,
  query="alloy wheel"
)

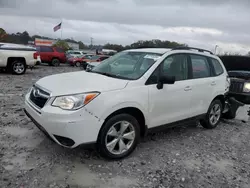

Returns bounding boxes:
[105,121,135,155]
[13,62,25,74]
[209,104,221,125]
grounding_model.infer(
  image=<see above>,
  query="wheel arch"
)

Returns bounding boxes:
[211,94,225,109]
[7,57,26,68]
[99,106,148,138]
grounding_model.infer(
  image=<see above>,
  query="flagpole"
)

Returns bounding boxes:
[61,19,63,40]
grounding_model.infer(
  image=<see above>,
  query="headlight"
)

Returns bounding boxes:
[52,92,100,110]
[243,83,250,92]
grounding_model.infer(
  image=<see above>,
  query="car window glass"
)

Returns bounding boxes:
[211,58,224,76]
[100,56,109,61]
[56,48,64,53]
[191,55,210,79]
[41,46,53,52]
[36,46,41,52]
[162,54,188,81]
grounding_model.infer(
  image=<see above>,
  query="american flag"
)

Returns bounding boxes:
[53,22,62,32]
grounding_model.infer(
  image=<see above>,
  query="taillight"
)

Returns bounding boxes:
[33,52,38,59]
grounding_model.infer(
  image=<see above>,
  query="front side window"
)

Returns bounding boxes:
[190,55,210,79]
[91,51,162,80]
[162,54,189,81]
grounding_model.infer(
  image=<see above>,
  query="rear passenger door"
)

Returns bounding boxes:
[39,46,54,62]
[188,54,215,116]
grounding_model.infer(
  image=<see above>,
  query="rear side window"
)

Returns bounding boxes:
[55,48,65,53]
[211,58,224,76]
[190,55,210,79]
[40,46,54,52]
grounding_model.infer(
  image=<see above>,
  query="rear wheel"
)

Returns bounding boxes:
[200,100,222,129]
[75,61,81,67]
[97,114,140,160]
[11,60,26,75]
[51,58,60,66]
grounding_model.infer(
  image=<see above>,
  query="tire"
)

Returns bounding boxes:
[51,58,60,66]
[200,100,222,129]
[11,60,26,75]
[75,61,81,67]
[81,62,87,70]
[97,114,140,160]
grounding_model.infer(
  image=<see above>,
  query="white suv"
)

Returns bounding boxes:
[24,47,229,159]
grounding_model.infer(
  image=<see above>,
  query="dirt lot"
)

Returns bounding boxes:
[0,65,250,188]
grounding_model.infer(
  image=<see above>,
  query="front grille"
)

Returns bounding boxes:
[229,80,244,93]
[29,86,50,108]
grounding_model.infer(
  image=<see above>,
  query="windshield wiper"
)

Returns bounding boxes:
[90,71,132,80]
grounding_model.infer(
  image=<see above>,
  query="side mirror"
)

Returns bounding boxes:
[157,75,175,89]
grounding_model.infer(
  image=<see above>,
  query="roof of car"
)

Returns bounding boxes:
[125,48,171,54]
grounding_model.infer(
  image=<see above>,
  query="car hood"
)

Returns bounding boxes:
[35,71,129,96]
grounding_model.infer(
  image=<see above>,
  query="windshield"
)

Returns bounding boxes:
[91,51,162,80]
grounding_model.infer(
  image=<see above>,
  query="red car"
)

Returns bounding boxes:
[36,46,67,66]
[68,54,94,67]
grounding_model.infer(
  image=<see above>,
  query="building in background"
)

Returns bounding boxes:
[34,38,79,50]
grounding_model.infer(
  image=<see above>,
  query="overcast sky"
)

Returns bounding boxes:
[0,0,250,54]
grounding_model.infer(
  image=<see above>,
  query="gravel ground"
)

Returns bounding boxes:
[0,65,250,188]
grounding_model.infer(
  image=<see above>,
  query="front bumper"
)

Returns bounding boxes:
[24,93,104,148]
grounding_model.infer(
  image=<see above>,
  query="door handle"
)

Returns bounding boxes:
[184,86,192,91]
[211,81,216,86]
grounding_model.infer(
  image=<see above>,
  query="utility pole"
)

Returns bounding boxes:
[90,37,93,49]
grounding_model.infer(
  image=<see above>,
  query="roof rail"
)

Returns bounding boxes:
[172,47,214,55]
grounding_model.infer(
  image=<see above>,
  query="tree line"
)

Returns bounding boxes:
[0,27,187,51]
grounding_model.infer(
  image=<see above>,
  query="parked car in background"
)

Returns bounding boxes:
[219,55,250,118]
[81,55,110,70]
[66,50,86,59]
[0,43,37,75]
[68,54,94,67]
[36,46,66,66]
[25,47,233,159]
[86,57,134,71]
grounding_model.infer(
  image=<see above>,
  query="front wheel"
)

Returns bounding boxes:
[200,100,222,129]
[97,114,140,160]
[11,61,26,75]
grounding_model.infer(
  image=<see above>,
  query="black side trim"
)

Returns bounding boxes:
[146,114,206,134]
[53,135,75,147]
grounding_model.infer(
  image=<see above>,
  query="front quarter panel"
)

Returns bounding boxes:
[85,84,150,125]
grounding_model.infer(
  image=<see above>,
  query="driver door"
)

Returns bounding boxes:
[147,53,194,128]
